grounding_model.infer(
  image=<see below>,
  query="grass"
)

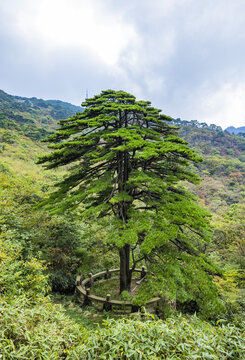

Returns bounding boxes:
[50,293,125,329]
[91,276,141,301]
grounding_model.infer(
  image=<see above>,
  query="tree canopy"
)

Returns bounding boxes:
[38,90,222,314]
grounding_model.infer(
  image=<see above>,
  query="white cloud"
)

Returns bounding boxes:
[198,83,245,128]
[1,0,245,128]
[1,0,138,66]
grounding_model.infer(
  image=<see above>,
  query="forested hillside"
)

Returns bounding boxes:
[0,89,82,140]
[172,118,245,210]
[0,91,244,359]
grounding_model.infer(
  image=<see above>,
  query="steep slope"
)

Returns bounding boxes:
[0,89,83,140]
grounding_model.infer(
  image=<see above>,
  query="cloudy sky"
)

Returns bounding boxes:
[1,0,245,129]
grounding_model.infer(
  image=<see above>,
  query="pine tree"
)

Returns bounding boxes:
[38,90,221,310]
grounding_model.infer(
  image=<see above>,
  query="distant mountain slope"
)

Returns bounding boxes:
[225,126,245,135]
[0,89,83,140]
[168,119,245,216]
[171,118,245,158]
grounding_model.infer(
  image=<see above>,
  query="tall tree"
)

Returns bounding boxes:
[38,90,219,304]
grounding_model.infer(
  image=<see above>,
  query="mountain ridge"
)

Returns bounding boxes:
[225,125,245,135]
[0,89,244,168]
[0,89,83,140]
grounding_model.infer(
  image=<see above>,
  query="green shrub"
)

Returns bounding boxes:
[1,301,244,360]
[0,237,49,300]
[0,295,85,360]
[75,316,245,359]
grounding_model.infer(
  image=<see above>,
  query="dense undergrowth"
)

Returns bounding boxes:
[2,211,243,359]
[1,295,245,359]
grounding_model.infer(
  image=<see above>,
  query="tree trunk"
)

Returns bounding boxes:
[119,244,131,293]
[118,109,132,293]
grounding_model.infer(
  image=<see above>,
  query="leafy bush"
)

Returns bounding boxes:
[1,298,244,360]
[0,169,84,294]
[33,215,84,293]
[75,316,245,359]
[0,235,49,300]
[0,295,84,360]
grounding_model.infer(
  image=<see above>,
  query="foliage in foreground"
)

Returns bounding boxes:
[1,228,244,359]
[78,316,245,360]
[0,295,84,359]
[1,298,245,360]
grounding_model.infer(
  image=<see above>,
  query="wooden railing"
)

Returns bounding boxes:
[76,268,161,312]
